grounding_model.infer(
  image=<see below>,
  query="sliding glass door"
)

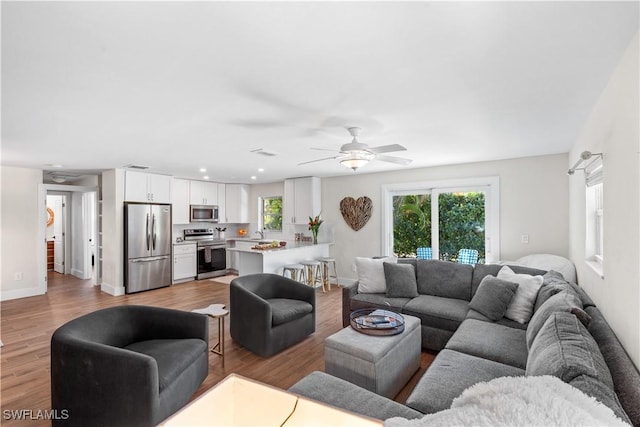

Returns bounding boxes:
[383,177,499,263]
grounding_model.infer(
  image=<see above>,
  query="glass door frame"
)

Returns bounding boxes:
[381,176,501,263]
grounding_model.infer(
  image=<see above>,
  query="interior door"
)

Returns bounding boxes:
[53,196,65,273]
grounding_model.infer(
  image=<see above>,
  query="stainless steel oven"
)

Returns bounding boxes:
[184,228,227,279]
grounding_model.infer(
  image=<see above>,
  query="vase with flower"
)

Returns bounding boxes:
[308,213,323,244]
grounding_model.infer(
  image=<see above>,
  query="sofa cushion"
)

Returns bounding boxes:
[384,262,419,298]
[468,276,518,321]
[350,293,411,314]
[569,374,632,425]
[526,290,583,350]
[402,295,469,332]
[356,257,396,293]
[586,306,640,426]
[267,298,313,326]
[526,312,614,390]
[445,319,528,369]
[498,266,544,324]
[464,309,528,330]
[125,338,206,392]
[415,259,473,301]
[289,371,423,420]
[406,349,524,414]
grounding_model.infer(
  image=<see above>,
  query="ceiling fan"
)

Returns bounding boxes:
[299,127,412,171]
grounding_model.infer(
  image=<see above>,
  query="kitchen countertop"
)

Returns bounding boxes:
[227,241,329,253]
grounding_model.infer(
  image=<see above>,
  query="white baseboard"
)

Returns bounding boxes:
[100,282,125,296]
[0,286,46,301]
[71,268,85,279]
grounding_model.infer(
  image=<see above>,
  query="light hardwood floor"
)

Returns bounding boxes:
[1,272,435,426]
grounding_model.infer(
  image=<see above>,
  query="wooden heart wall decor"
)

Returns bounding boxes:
[340,196,373,231]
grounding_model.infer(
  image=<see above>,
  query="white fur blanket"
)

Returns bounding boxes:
[385,376,629,427]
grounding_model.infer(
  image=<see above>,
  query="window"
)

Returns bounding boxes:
[261,196,283,231]
[585,158,604,266]
[383,177,499,263]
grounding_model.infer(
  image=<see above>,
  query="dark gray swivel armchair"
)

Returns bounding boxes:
[51,305,209,427]
[230,273,316,357]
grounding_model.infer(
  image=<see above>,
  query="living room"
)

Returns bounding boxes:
[1,1,639,426]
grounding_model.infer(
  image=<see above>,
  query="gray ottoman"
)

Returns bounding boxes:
[324,314,421,399]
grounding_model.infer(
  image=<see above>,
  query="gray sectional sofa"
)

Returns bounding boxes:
[292,259,640,426]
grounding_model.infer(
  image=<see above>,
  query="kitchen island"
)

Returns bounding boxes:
[227,241,331,277]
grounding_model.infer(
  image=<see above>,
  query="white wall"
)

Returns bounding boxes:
[1,166,45,300]
[322,154,569,281]
[568,34,639,368]
[101,169,125,295]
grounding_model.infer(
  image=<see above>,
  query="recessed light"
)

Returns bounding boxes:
[199,168,207,172]
[251,176,257,180]
[47,164,63,168]
[258,168,264,172]
[203,176,209,180]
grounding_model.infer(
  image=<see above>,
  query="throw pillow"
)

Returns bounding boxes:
[571,307,592,327]
[498,266,544,324]
[356,256,397,293]
[468,276,519,321]
[384,262,419,298]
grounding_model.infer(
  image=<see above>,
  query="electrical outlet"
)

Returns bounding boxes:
[521,234,529,244]
[351,263,357,272]
[14,272,23,281]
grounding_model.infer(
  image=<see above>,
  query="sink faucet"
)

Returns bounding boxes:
[255,230,264,239]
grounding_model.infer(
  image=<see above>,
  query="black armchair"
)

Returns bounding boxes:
[51,305,209,427]
[230,273,316,357]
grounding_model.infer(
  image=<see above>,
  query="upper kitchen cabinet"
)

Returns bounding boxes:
[225,184,250,223]
[189,180,219,205]
[172,178,191,224]
[217,184,226,223]
[283,177,321,225]
[124,170,172,203]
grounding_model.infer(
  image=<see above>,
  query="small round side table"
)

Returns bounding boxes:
[192,303,229,367]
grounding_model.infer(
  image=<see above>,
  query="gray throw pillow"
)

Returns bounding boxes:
[468,276,519,321]
[384,262,418,298]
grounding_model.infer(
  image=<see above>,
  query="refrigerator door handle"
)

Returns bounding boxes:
[152,213,157,251]
[131,255,170,263]
[146,213,150,251]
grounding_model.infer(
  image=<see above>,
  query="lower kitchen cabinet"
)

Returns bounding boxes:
[173,243,196,283]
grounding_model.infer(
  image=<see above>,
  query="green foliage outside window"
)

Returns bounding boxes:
[393,192,485,262]
[263,197,282,231]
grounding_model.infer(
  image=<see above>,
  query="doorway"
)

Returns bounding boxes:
[39,184,99,292]
[46,193,68,274]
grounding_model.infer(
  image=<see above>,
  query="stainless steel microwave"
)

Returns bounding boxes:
[190,205,219,223]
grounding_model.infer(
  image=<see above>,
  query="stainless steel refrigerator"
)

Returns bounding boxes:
[124,203,172,293]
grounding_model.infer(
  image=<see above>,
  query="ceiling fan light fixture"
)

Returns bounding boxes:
[338,151,375,171]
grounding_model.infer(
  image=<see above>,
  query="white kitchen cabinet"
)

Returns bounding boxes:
[173,243,196,282]
[189,180,219,205]
[284,177,321,225]
[125,170,172,203]
[172,178,190,224]
[225,184,250,223]
[217,184,226,223]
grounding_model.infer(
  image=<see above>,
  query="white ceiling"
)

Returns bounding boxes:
[2,1,638,184]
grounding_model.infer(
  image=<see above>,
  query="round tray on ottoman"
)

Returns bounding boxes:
[350,308,405,336]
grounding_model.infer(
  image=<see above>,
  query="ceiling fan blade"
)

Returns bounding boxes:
[229,118,285,128]
[310,147,339,152]
[368,144,407,154]
[375,154,412,166]
[298,156,338,166]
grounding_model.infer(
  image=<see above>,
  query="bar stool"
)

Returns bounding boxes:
[282,264,306,284]
[318,257,339,291]
[300,260,323,290]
